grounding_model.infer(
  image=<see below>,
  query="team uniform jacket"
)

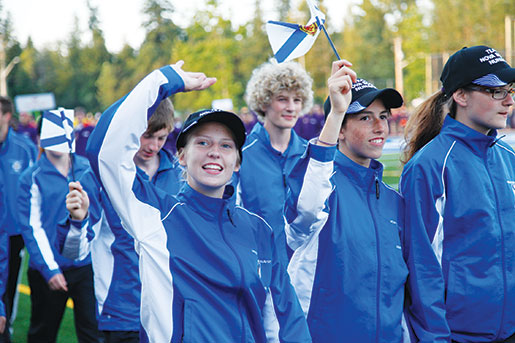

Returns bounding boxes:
[58,151,183,332]
[0,129,37,236]
[236,123,307,266]
[400,115,515,342]
[17,153,91,282]
[284,142,410,343]
[85,65,311,343]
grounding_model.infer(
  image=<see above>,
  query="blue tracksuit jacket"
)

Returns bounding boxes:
[85,65,311,343]
[59,151,183,332]
[236,123,307,266]
[17,153,91,281]
[0,129,37,236]
[285,142,413,343]
[400,115,515,342]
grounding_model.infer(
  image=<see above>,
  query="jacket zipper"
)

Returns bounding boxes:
[485,150,508,341]
[371,173,381,341]
[218,205,246,342]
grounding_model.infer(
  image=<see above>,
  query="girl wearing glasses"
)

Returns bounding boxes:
[401,45,515,342]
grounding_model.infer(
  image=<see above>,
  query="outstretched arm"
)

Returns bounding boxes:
[86,61,216,242]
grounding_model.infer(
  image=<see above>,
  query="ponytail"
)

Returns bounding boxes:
[401,90,454,164]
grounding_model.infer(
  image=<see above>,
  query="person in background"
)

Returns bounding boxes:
[15,112,38,145]
[239,106,258,133]
[74,107,96,157]
[162,104,182,156]
[401,45,515,342]
[0,96,37,343]
[236,60,312,266]
[59,98,183,343]
[293,103,325,140]
[17,119,100,343]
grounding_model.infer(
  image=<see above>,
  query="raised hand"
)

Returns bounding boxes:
[171,60,217,92]
[316,60,357,147]
[327,59,357,116]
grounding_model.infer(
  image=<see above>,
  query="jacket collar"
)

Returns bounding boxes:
[334,149,384,186]
[250,122,306,157]
[177,183,236,220]
[441,115,497,156]
[157,148,181,173]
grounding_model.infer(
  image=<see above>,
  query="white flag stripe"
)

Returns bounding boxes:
[266,0,326,63]
[40,109,76,153]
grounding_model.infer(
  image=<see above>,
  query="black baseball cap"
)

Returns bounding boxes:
[323,78,403,117]
[441,45,515,96]
[176,109,246,161]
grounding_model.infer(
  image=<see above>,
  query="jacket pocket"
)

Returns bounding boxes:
[182,300,194,343]
[445,261,467,321]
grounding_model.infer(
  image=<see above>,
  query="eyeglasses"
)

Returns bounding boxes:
[465,85,515,100]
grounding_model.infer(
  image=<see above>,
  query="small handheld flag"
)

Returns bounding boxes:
[40,108,76,179]
[266,0,340,63]
[40,108,75,153]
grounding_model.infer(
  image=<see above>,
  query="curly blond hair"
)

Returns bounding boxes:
[245,60,313,120]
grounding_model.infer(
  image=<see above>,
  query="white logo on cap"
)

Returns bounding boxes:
[479,48,506,65]
[353,79,377,92]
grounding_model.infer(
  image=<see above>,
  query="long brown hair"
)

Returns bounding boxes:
[401,90,456,164]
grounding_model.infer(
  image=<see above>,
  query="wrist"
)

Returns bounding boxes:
[317,137,338,147]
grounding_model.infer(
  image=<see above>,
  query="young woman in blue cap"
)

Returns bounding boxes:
[401,45,515,342]
[77,61,310,343]
[284,60,438,342]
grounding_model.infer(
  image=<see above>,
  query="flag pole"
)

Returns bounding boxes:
[319,24,341,60]
[69,152,75,181]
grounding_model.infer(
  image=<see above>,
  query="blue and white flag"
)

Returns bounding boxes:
[40,108,75,153]
[266,0,326,63]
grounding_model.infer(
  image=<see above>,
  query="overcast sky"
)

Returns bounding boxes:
[3,0,351,52]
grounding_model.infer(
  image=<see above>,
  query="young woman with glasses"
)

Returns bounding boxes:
[401,45,515,343]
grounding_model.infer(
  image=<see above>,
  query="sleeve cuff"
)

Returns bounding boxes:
[308,141,337,162]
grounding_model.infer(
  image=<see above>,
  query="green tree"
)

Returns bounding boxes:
[340,0,395,89]
[135,0,183,80]
[96,44,137,109]
[171,2,243,115]
[431,0,514,53]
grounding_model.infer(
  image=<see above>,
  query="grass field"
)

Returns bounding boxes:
[12,255,78,343]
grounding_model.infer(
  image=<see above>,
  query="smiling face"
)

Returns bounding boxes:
[338,99,390,167]
[178,121,240,198]
[263,90,303,131]
[454,85,514,134]
[134,128,170,162]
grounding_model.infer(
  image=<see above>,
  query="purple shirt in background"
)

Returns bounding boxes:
[241,111,258,134]
[293,111,325,140]
[163,125,181,156]
[75,125,95,157]
[16,124,38,145]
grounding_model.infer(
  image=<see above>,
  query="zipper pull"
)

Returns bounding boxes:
[375,177,380,199]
